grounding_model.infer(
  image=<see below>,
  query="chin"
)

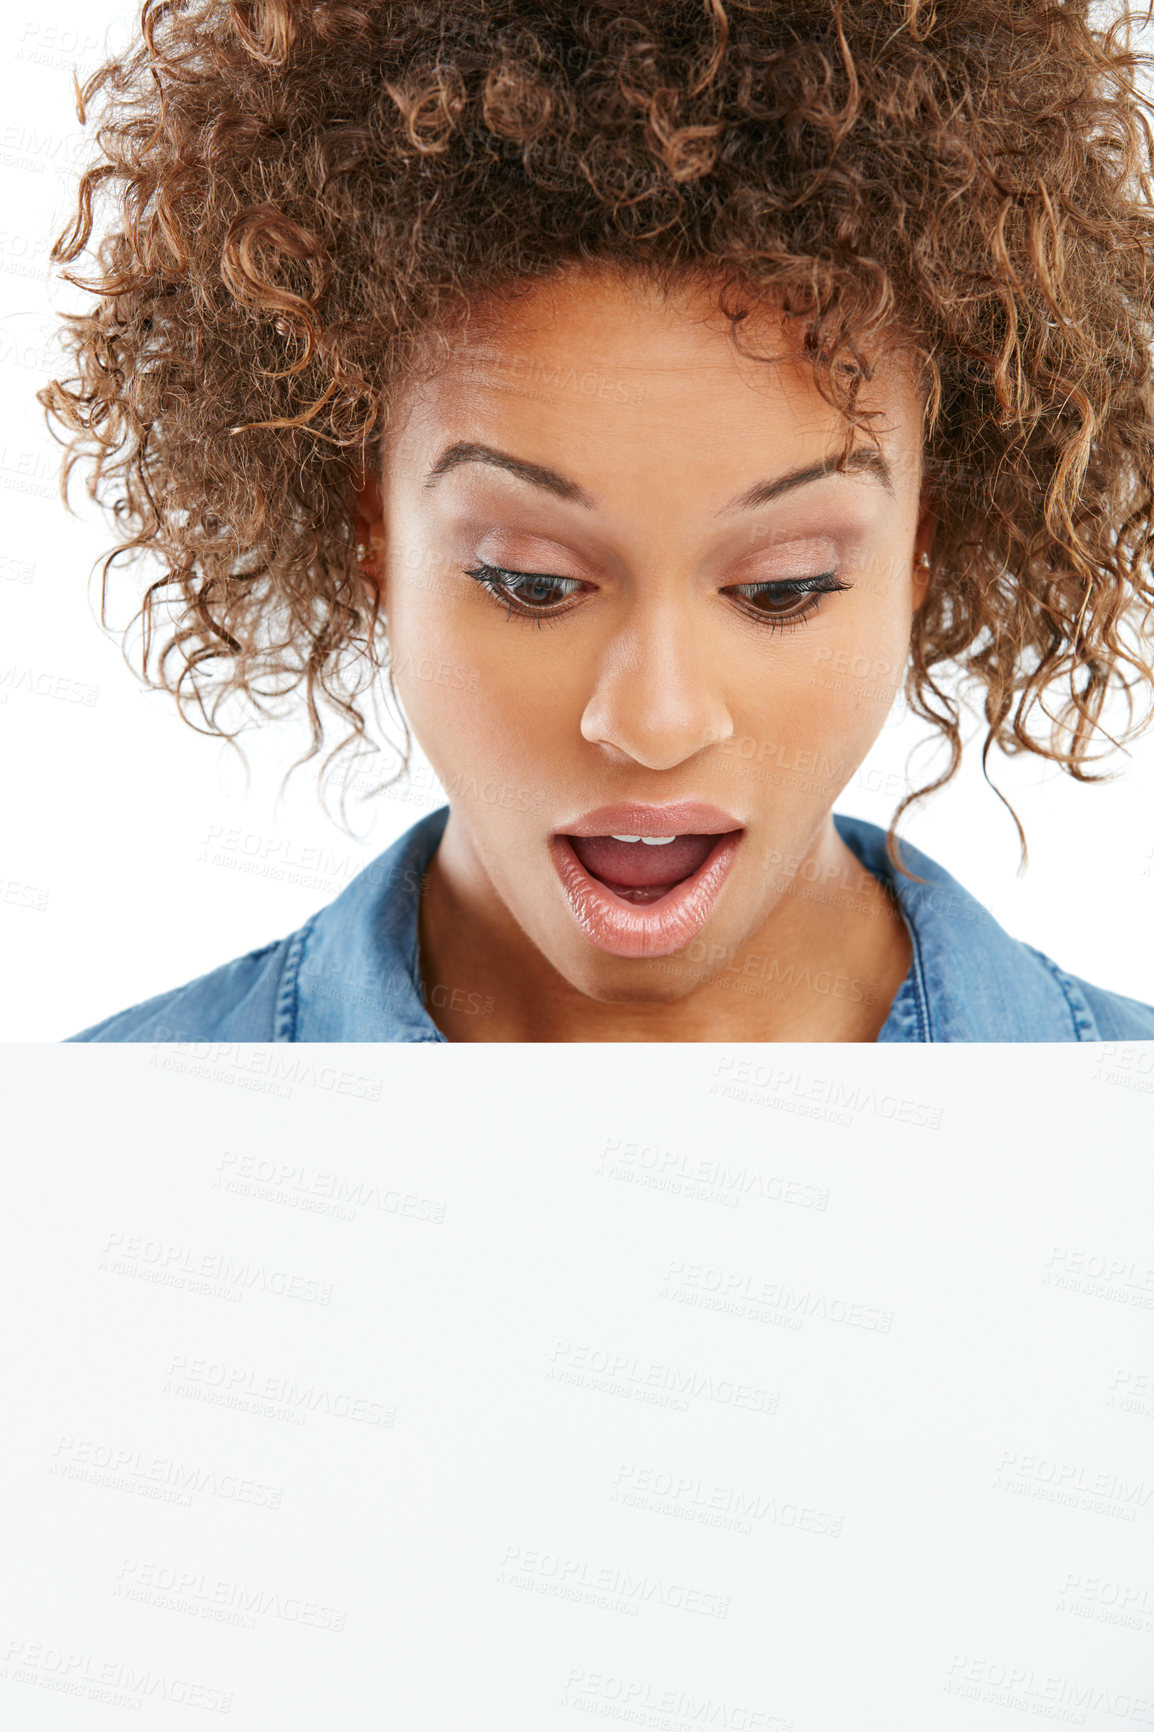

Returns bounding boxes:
[551,945,717,1009]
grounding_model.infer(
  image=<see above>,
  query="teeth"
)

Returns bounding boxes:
[609,833,677,845]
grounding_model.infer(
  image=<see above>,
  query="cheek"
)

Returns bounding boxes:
[386,579,579,795]
[383,573,480,760]
[811,565,915,704]
[728,594,912,800]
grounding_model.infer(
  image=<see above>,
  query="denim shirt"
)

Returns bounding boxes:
[69,804,1154,1043]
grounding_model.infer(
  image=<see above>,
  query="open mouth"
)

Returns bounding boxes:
[566,833,727,905]
[549,821,744,959]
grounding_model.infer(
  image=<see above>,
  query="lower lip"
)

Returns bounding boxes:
[549,832,743,959]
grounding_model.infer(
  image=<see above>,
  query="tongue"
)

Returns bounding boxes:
[569,833,719,891]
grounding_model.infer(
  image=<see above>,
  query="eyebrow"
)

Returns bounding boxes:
[424,442,596,507]
[422,439,894,511]
[723,447,895,511]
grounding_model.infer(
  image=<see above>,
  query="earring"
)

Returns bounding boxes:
[355,541,371,564]
[916,551,931,569]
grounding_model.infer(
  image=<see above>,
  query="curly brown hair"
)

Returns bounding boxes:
[41,0,1154,852]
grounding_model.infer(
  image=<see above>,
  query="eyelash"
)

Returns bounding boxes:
[462,563,851,631]
[463,564,587,627]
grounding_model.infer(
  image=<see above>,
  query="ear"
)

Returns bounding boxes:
[352,466,386,605]
[911,500,938,612]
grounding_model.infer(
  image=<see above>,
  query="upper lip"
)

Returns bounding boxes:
[558,801,744,838]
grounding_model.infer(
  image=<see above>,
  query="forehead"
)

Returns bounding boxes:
[399,267,924,446]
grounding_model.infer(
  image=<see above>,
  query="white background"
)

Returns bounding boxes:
[0,3,1153,1040]
[1,1045,1152,1729]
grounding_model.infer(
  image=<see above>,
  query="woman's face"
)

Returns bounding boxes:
[365,267,933,1005]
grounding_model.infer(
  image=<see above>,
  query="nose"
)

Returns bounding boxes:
[579,604,735,771]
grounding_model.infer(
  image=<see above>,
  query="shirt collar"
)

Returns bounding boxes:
[290,803,1090,1042]
[832,813,1090,1041]
[292,804,450,1042]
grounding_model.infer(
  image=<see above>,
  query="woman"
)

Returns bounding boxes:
[51,0,1154,1042]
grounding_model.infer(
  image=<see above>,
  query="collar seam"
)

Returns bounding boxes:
[904,909,934,1041]
[273,914,317,1042]
[1025,946,1099,1041]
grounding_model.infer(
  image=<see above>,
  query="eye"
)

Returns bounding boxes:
[464,562,588,621]
[723,572,851,629]
[463,563,851,628]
